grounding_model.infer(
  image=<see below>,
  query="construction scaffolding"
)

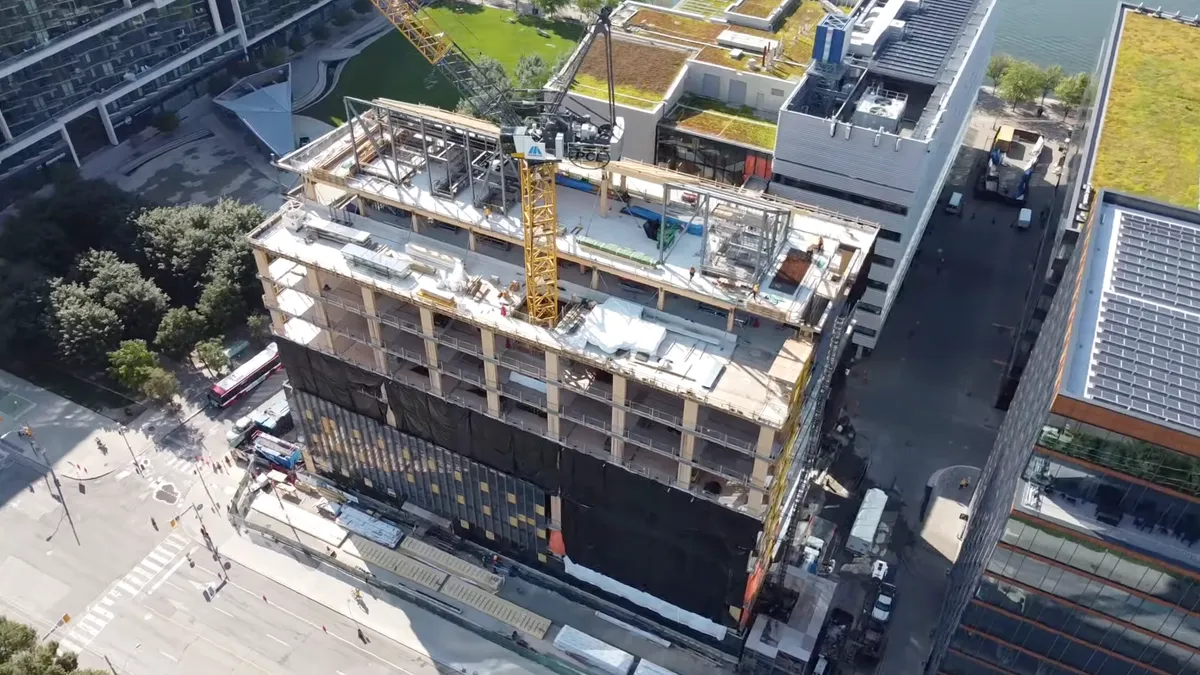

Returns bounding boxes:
[698,193,791,286]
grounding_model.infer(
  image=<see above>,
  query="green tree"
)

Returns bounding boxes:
[140,367,181,404]
[261,47,286,69]
[0,617,36,662]
[107,340,158,392]
[0,261,52,362]
[154,112,179,133]
[135,199,264,306]
[353,0,372,12]
[246,314,272,341]
[332,8,353,25]
[155,307,207,358]
[1037,64,1064,106]
[1055,72,1091,119]
[0,180,142,277]
[76,250,169,341]
[532,0,571,17]
[515,53,551,91]
[288,35,304,52]
[453,57,512,122]
[46,282,123,368]
[197,273,244,331]
[986,53,1012,88]
[313,24,330,41]
[196,337,230,377]
[996,60,1041,110]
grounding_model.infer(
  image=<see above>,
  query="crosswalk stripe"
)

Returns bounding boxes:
[82,615,106,630]
[167,533,188,546]
[147,550,172,564]
[116,581,139,595]
[127,568,154,583]
[76,622,100,637]
[58,640,81,653]
[161,539,185,552]
[100,596,115,606]
[91,606,114,620]
[141,559,164,573]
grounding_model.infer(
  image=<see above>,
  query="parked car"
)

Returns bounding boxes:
[872,583,896,623]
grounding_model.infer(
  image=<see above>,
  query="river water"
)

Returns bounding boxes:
[993,0,1200,74]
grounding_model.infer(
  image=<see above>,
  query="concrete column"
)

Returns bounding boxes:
[0,106,12,143]
[253,250,287,336]
[599,171,609,216]
[677,399,699,486]
[481,329,501,416]
[412,214,426,234]
[545,352,561,439]
[726,308,736,332]
[419,306,439,368]
[96,101,117,146]
[59,126,79,167]
[550,495,562,528]
[302,179,318,201]
[590,267,599,290]
[610,375,627,461]
[206,0,225,33]
[228,0,248,53]
[746,425,776,511]
[361,287,387,373]
[468,231,477,252]
[303,267,332,350]
[657,288,666,311]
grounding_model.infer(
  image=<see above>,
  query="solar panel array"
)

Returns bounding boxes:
[1088,210,1200,431]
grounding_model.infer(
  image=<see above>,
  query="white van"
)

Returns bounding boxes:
[1016,208,1033,230]
[813,656,830,675]
[945,191,963,215]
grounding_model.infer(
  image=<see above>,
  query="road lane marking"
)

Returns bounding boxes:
[194,563,418,674]
[212,606,234,618]
[142,603,271,673]
[265,633,289,647]
[159,651,179,662]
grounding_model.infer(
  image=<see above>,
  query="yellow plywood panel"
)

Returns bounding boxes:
[349,535,448,592]
[440,577,551,639]
[399,536,503,592]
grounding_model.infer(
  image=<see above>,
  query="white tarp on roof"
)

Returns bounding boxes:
[335,505,404,548]
[578,298,666,355]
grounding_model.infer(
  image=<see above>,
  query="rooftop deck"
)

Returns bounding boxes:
[1090,11,1200,208]
[256,199,803,427]
[662,95,779,151]
[619,1,826,79]
[277,99,875,329]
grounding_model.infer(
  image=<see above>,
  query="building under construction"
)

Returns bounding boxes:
[252,97,877,642]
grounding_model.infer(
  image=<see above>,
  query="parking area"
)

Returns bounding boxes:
[825,97,1072,675]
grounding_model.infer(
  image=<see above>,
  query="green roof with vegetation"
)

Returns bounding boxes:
[1091,11,1200,208]
[666,96,778,150]
[570,38,691,110]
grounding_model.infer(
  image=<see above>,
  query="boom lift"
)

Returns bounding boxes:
[366,0,623,327]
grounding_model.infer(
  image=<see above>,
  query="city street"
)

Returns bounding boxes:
[0,371,547,675]
[838,100,1071,674]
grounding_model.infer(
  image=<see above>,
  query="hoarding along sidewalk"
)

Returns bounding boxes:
[205,491,580,675]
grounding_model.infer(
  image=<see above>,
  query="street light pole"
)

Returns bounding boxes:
[117,425,139,473]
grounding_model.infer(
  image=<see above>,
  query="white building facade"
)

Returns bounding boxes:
[770,0,997,352]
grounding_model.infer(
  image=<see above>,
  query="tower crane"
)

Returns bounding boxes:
[366,0,623,327]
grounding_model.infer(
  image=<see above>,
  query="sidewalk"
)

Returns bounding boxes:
[290,16,390,110]
[0,369,209,481]
[920,465,981,563]
[181,479,562,675]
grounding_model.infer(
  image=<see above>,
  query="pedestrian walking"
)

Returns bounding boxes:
[688,266,696,281]
[959,477,970,490]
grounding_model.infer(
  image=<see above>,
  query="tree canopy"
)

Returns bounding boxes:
[997,59,1044,109]
[0,617,105,675]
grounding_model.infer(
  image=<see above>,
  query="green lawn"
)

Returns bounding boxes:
[305,3,583,124]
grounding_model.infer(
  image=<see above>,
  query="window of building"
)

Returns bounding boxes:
[771,173,909,216]
[771,88,785,97]
[870,254,895,268]
[656,128,773,187]
[854,326,878,338]
[878,228,902,242]
[858,303,882,315]
[866,278,888,292]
